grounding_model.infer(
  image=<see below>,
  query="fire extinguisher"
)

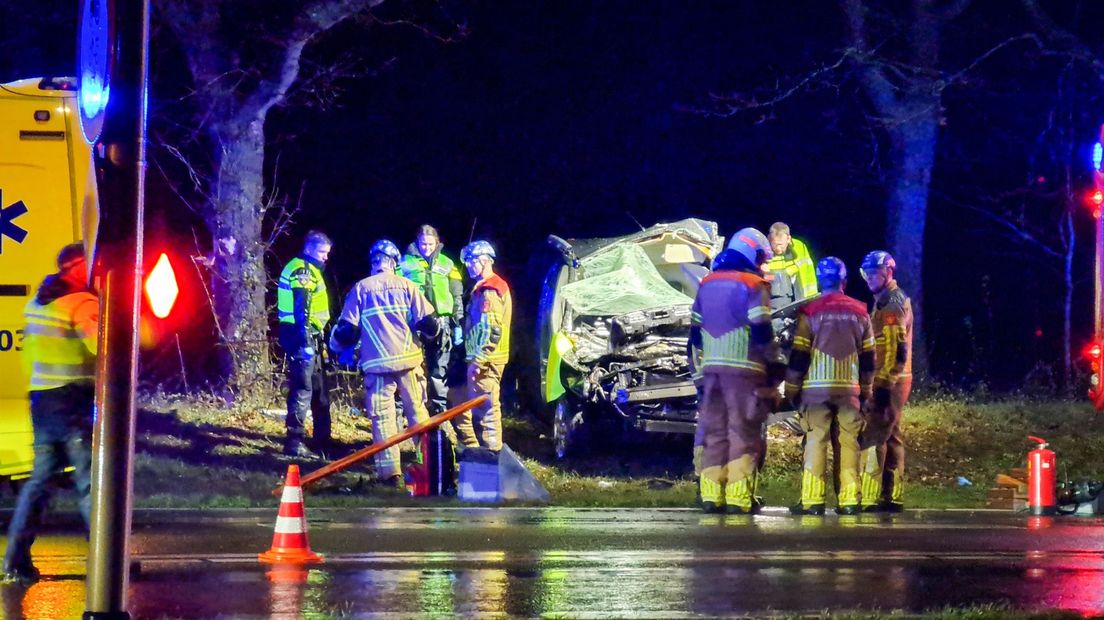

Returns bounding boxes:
[1027,436,1057,516]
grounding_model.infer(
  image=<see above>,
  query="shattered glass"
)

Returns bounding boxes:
[559,243,693,317]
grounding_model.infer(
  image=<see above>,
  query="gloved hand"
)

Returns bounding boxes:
[453,325,464,347]
[295,346,315,361]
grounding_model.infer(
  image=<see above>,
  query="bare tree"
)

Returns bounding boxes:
[151,1,464,400]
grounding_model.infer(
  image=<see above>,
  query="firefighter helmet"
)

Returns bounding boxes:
[462,240,497,264]
[860,250,895,281]
[726,227,772,266]
[370,239,401,263]
[815,256,847,289]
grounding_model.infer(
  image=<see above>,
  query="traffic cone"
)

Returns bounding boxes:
[259,464,323,564]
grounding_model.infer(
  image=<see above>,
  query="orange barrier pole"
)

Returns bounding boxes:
[276,395,488,495]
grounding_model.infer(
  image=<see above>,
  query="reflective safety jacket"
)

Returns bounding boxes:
[465,274,512,366]
[277,256,331,348]
[23,283,99,392]
[784,292,874,403]
[763,237,817,311]
[690,270,772,376]
[871,281,913,388]
[398,245,464,320]
[336,273,435,373]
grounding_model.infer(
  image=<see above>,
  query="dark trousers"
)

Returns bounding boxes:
[4,384,94,571]
[286,352,331,444]
[423,330,452,415]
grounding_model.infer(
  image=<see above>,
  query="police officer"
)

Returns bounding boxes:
[689,228,776,514]
[3,244,97,584]
[784,257,875,516]
[456,240,512,451]
[277,231,333,458]
[763,222,817,327]
[398,224,464,414]
[329,240,439,487]
[859,251,913,512]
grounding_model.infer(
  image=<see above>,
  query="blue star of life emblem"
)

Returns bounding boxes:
[0,189,29,254]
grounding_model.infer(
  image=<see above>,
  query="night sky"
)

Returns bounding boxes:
[3,0,1103,395]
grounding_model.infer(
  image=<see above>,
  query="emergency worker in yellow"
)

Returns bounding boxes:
[689,228,776,514]
[763,222,817,325]
[3,244,97,584]
[277,230,333,458]
[398,224,464,414]
[858,250,913,512]
[784,257,875,516]
[456,240,512,451]
[330,240,439,486]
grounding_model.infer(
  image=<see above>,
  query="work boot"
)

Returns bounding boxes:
[701,501,725,514]
[862,501,903,514]
[835,505,860,516]
[725,505,751,515]
[283,440,319,460]
[789,502,825,516]
[378,474,405,489]
[750,496,765,515]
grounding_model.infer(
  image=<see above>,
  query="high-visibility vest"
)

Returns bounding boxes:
[764,237,818,304]
[398,251,461,316]
[276,257,330,333]
[23,292,98,392]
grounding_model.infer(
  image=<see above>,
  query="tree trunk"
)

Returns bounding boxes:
[884,100,939,377]
[209,116,273,402]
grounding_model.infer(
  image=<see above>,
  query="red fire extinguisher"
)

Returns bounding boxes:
[1027,436,1057,516]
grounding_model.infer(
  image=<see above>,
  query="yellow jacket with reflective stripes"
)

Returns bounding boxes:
[276,257,330,332]
[691,270,772,375]
[23,290,99,392]
[871,281,913,388]
[465,274,512,366]
[764,237,817,308]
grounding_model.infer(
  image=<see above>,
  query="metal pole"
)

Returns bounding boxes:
[1095,125,1104,340]
[84,0,149,618]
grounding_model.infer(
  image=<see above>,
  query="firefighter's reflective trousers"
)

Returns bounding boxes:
[455,361,506,451]
[697,371,768,511]
[860,378,912,508]
[799,395,862,508]
[365,366,430,479]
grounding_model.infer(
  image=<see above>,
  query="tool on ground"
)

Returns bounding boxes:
[260,464,324,564]
[278,395,488,495]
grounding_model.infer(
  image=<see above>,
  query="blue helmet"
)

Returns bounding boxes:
[815,256,847,289]
[726,227,772,266]
[370,239,401,262]
[462,240,496,263]
[860,250,895,281]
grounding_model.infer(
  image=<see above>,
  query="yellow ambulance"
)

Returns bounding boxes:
[0,77,98,481]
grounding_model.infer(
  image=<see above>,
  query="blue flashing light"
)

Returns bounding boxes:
[79,77,108,119]
[615,388,630,404]
[1093,142,1102,172]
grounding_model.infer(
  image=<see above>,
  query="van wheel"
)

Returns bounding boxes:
[553,398,588,460]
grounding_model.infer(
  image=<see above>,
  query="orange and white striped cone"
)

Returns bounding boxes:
[259,464,323,564]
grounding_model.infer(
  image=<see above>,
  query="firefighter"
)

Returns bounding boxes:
[763,222,817,327]
[329,240,439,487]
[784,257,875,516]
[859,250,913,512]
[3,244,97,584]
[398,224,465,414]
[689,228,776,514]
[276,230,333,458]
[456,240,512,451]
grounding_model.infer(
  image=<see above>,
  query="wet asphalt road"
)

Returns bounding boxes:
[2,507,1103,618]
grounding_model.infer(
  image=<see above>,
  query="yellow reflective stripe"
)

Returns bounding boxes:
[805,351,858,387]
[690,311,702,325]
[792,336,812,349]
[359,350,422,372]
[862,337,875,352]
[861,471,882,508]
[24,323,70,338]
[747,305,771,321]
[801,469,826,506]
